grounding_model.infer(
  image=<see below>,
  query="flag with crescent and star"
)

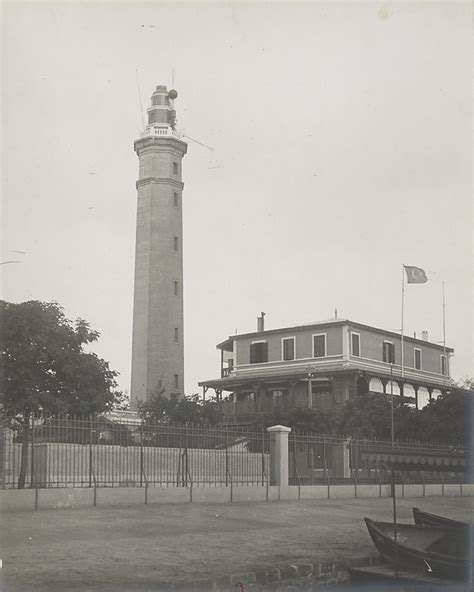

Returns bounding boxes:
[404,265,428,284]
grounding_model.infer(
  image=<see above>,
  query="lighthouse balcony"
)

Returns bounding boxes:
[140,125,182,140]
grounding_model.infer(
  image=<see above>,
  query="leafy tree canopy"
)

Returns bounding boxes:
[250,406,338,435]
[113,389,131,411]
[138,386,223,426]
[418,388,472,445]
[335,393,422,441]
[0,300,119,416]
[248,388,471,446]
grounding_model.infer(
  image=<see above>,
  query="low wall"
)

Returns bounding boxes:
[2,483,472,512]
[6,443,269,488]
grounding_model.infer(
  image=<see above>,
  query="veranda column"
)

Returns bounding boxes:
[267,425,291,486]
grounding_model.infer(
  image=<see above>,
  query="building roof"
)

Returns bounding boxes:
[216,318,453,353]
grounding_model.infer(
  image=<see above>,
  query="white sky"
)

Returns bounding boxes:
[2,1,472,396]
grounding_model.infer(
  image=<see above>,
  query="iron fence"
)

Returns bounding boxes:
[1,416,270,489]
[1,415,466,490]
[288,431,465,486]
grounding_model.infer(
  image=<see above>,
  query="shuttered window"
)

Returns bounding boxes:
[441,355,448,375]
[250,342,268,364]
[282,338,295,361]
[382,341,394,363]
[313,334,326,358]
[414,348,422,370]
[351,333,361,357]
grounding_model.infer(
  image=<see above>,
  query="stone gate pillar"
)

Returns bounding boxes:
[267,425,291,486]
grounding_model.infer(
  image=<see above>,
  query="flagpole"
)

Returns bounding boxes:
[390,363,398,576]
[442,281,447,384]
[401,265,405,379]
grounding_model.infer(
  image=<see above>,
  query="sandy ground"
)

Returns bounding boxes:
[0,495,472,592]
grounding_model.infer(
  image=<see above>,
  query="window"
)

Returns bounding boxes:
[414,348,422,370]
[282,337,295,361]
[173,236,178,251]
[313,334,326,358]
[174,374,179,390]
[174,327,179,343]
[268,389,286,400]
[383,341,395,364]
[441,355,448,376]
[173,192,178,208]
[351,333,360,357]
[173,162,178,175]
[174,280,179,296]
[250,342,268,364]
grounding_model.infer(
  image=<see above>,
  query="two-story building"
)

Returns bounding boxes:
[199,316,453,424]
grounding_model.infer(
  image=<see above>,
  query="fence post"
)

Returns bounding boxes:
[266,425,291,488]
[225,428,229,487]
[30,414,35,490]
[184,426,188,488]
[89,418,93,488]
[323,435,330,499]
[140,420,144,488]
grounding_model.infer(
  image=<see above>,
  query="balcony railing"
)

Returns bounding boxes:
[223,354,450,386]
[139,126,182,140]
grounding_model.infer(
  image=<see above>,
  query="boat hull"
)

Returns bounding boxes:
[413,507,469,530]
[364,518,470,581]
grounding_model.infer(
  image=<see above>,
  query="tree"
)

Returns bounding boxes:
[454,377,474,392]
[113,389,131,411]
[418,388,472,446]
[138,388,223,426]
[250,406,338,435]
[335,393,422,441]
[0,300,119,487]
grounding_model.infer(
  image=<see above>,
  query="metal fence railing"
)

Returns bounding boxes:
[0,416,270,489]
[1,415,466,490]
[288,432,465,486]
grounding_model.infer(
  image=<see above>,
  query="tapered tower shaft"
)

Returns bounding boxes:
[130,85,187,407]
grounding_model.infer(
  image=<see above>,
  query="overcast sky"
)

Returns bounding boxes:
[2,1,472,397]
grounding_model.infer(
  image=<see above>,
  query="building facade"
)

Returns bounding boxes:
[130,85,188,408]
[199,316,453,424]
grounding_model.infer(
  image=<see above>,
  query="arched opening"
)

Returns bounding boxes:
[369,378,384,394]
[387,380,400,396]
[417,387,430,409]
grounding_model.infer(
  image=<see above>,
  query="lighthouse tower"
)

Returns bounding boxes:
[130,85,188,407]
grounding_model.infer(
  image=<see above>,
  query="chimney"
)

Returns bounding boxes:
[257,312,266,332]
[421,330,429,342]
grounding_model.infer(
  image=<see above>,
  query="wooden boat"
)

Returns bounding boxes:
[413,507,469,530]
[364,517,470,581]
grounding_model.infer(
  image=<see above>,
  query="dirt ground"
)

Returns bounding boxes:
[0,495,472,592]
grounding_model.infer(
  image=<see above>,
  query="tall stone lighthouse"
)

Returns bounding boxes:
[130,85,187,407]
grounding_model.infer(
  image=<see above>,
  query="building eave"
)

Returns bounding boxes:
[217,318,453,353]
[199,364,453,392]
